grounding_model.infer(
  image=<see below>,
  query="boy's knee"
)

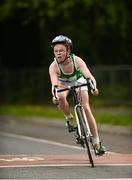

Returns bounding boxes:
[82,103,90,111]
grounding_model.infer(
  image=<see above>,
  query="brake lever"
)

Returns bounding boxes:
[53,85,59,99]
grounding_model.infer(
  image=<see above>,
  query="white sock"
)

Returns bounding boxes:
[92,137,100,146]
[64,113,73,120]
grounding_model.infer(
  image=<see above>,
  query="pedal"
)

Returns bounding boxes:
[76,136,85,148]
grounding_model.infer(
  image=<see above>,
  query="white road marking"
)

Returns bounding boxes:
[0,157,44,162]
[0,131,119,155]
[0,131,82,149]
[0,163,132,168]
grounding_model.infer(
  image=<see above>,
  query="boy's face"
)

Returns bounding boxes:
[53,44,70,63]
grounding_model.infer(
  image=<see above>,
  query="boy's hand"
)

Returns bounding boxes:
[52,85,59,105]
[91,88,99,96]
[52,96,59,105]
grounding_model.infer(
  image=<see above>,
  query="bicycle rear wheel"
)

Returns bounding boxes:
[76,105,94,167]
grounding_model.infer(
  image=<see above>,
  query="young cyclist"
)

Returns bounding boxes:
[49,35,105,155]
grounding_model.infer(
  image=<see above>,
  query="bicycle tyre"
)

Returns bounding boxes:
[76,105,94,167]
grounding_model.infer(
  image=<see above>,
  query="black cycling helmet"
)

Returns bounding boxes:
[51,35,73,51]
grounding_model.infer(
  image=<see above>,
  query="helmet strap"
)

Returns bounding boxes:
[58,56,70,64]
[58,51,70,64]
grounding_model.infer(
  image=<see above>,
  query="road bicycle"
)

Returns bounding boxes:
[54,78,96,167]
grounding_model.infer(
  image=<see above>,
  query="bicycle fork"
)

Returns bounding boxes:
[74,104,92,139]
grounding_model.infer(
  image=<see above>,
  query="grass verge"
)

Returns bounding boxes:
[0,105,132,127]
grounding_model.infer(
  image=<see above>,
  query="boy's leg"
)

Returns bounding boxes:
[57,91,76,132]
[80,90,105,155]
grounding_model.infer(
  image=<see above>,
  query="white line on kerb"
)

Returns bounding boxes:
[0,131,119,155]
[0,131,82,150]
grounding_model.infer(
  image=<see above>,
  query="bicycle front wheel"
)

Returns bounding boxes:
[76,105,94,167]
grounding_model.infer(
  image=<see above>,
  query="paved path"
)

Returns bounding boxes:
[0,116,132,179]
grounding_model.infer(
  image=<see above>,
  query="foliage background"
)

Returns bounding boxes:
[0,0,132,105]
[1,0,132,68]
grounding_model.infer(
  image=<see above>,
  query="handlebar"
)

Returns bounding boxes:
[57,83,88,93]
[54,78,95,96]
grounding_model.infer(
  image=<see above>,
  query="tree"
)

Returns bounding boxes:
[0,0,132,67]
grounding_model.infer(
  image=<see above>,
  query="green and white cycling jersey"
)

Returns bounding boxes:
[54,53,88,91]
[54,53,83,83]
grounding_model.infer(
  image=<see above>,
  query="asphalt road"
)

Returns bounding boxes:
[0,116,131,153]
[0,116,132,179]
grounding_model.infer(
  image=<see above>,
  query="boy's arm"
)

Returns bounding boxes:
[49,62,59,96]
[76,56,99,95]
[75,56,93,78]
